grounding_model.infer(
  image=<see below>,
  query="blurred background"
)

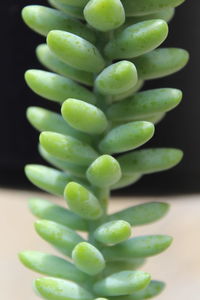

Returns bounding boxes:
[1,0,199,194]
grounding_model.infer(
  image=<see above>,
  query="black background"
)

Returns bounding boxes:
[1,0,199,195]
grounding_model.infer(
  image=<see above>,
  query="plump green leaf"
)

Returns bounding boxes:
[125,8,175,26]
[142,112,165,124]
[110,113,165,127]
[107,202,169,226]
[48,0,84,19]
[22,5,95,43]
[28,198,87,231]
[25,164,71,196]
[103,235,173,260]
[95,61,138,96]
[61,99,108,135]
[64,182,103,220]
[93,270,151,296]
[35,220,84,256]
[39,146,87,178]
[36,44,94,86]
[72,242,105,275]
[40,131,98,166]
[25,70,96,104]
[111,173,142,190]
[47,30,105,72]
[99,121,155,154]
[86,155,121,187]
[84,0,125,32]
[53,0,89,8]
[27,106,92,144]
[94,220,131,245]
[104,259,146,276]
[122,0,185,16]
[115,280,165,300]
[112,80,144,102]
[34,277,93,300]
[117,148,183,174]
[19,251,89,283]
[104,20,168,59]
[107,88,182,122]
[133,48,189,80]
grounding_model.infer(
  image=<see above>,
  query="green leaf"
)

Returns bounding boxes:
[36,44,94,86]
[122,0,185,16]
[34,277,93,300]
[104,20,168,59]
[94,220,131,245]
[64,182,103,220]
[84,0,125,32]
[141,112,165,125]
[117,148,183,174]
[95,61,138,96]
[107,202,169,226]
[53,0,89,8]
[28,198,87,231]
[48,0,84,19]
[115,280,165,300]
[99,121,155,154]
[35,220,84,256]
[25,164,71,196]
[124,8,175,26]
[112,80,144,102]
[110,113,165,127]
[39,146,87,178]
[107,88,182,122]
[47,30,105,72]
[133,48,189,80]
[27,106,92,144]
[19,251,89,283]
[103,235,173,260]
[111,173,142,190]
[104,259,146,276]
[93,270,151,296]
[86,155,121,187]
[25,70,96,104]
[40,131,98,166]
[72,242,105,275]
[22,5,95,43]
[61,99,108,135]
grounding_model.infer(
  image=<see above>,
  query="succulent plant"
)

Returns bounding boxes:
[19,0,188,299]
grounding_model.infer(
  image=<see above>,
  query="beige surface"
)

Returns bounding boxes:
[0,188,200,299]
